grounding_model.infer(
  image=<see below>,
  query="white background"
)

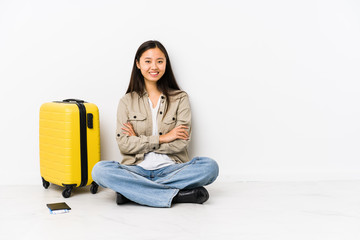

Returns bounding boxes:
[1,0,360,185]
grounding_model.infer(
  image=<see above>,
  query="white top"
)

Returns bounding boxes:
[137,97,175,170]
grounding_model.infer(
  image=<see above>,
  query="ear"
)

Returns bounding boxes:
[136,60,140,69]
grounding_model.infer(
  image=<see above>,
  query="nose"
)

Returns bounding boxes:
[151,62,158,70]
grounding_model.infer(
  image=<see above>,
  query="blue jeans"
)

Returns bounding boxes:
[91,157,219,208]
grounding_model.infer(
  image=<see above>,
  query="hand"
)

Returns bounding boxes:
[121,122,137,137]
[159,125,189,144]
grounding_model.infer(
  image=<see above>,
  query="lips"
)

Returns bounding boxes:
[149,72,159,76]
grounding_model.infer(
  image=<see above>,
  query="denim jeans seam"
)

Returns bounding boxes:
[156,159,197,184]
[167,188,180,207]
[120,166,177,190]
[158,164,186,177]
[118,165,148,178]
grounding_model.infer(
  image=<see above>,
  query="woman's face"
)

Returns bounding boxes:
[136,47,166,84]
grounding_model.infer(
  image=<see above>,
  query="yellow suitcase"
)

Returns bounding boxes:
[39,99,100,198]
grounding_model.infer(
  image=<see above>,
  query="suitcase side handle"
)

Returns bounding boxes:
[63,99,85,103]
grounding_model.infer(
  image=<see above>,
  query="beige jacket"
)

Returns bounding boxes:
[116,90,191,165]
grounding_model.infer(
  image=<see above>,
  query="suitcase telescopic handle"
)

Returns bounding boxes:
[63,99,85,103]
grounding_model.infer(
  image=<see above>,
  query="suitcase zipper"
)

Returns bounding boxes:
[75,102,89,187]
[55,99,89,187]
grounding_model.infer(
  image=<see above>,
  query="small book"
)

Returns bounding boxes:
[46,202,71,214]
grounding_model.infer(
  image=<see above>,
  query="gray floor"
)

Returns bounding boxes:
[1,180,360,240]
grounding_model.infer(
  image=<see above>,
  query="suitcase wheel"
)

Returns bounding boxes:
[62,186,73,198]
[42,177,50,189]
[90,182,99,194]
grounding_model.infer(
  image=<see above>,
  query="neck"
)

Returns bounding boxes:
[145,81,161,97]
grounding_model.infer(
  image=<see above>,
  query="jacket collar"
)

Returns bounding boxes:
[138,89,184,100]
[140,89,165,100]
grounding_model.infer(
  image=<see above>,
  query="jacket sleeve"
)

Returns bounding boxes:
[154,94,192,155]
[116,97,159,155]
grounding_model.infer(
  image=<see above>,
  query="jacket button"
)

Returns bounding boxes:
[133,116,137,119]
[172,117,175,121]
[117,134,120,137]
[159,132,162,135]
[160,111,163,114]
[161,96,165,99]
[153,147,156,150]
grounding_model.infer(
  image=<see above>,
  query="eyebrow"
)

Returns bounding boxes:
[144,57,165,60]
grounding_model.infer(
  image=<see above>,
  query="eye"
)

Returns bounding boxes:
[145,60,151,63]
[158,61,164,64]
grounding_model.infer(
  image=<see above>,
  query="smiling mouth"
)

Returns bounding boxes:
[149,72,159,76]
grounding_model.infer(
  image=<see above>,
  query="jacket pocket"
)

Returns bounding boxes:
[128,112,147,135]
[162,115,177,133]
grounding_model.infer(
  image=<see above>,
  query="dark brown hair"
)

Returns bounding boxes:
[126,40,181,107]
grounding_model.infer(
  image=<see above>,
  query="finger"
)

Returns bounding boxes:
[123,131,136,137]
[126,122,134,128]
[178,129,189,136]
[177,132,189,139]
[122,127,133,134]
[178,136,189,140]
[177,132,189,138]
[123,123,135,134]
[128,127,136,136]
[127,124,135,132]
[122,128,134,136]
[122,128,131,134]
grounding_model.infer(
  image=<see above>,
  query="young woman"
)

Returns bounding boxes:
[92,40,219,208]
